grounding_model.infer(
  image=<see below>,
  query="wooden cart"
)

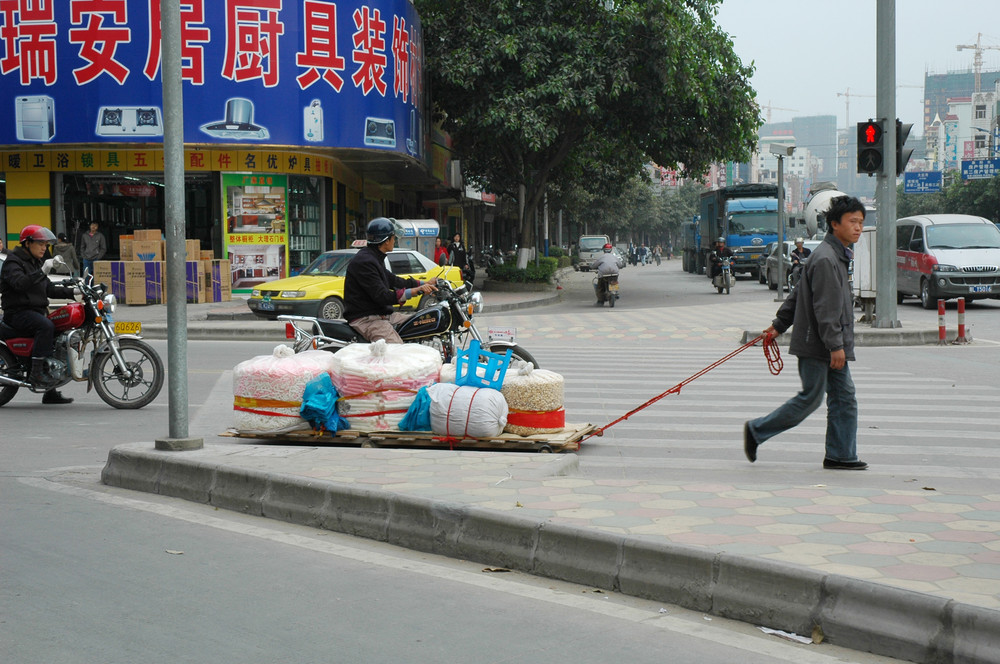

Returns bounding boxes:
[221,422,596,453]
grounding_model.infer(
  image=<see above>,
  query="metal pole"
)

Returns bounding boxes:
[775,154,786,301]
[873,0,901,328]
[156,0,202,450]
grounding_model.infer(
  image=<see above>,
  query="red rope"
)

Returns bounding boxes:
[582,333,781,442]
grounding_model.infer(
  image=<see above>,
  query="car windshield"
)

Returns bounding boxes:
[579,237,608,251]
[729,212,779,234]
[301,252,354,276]
[926,224,1000,250]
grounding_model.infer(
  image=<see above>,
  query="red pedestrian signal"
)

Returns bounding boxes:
[857,119,884,175]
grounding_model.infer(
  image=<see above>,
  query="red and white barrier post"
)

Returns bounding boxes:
[938,299,947,345]
[955,297,970,344]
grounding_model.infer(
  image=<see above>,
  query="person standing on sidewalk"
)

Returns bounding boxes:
[743,195,867,470]
[79,221,107,276]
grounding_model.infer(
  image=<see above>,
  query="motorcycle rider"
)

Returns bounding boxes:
[0,225,76,404]
[791,238,812,266]
[590,243,620,305]
[344,218,438,344]
[708,237,734,280]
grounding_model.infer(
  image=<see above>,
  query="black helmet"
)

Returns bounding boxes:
[366,217,402,244]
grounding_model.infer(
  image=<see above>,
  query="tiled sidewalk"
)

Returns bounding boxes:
[143,443,1000,611]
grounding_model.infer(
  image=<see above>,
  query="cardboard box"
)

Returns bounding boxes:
[118,235,133,262]
[185,239,201,261]
[124,262,149,305]
[131,240,162,262]
[133,229,162,241]
[199,250,214,261]
[93,260,113,286]
[107,262,126,302]
[202,259,233,302]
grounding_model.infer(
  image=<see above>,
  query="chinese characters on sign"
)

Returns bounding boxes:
[961,159,1000,180]
[903,171,943,193]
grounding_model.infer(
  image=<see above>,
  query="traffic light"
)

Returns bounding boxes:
[896,119,913,176]
[857,119,884,175]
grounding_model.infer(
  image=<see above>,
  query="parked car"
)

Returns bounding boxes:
[895,214,1000,309]
[757,242,775,284]
[765,239,821,291]
[247,248,465,320]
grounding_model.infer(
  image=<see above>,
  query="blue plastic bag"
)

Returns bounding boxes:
[300,373,350,433]
[398,385,432,431]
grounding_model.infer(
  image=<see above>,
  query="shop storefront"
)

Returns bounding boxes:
[1,0,430,293]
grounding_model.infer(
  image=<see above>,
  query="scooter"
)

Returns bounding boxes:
[593,273,620,307]
[712,256,734,294]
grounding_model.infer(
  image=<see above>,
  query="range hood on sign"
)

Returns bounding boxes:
[200,98,269,140]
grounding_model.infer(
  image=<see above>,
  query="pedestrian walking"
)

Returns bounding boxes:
[743,195,868,470]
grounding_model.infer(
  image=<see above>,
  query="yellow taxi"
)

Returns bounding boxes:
[247,248,463,320]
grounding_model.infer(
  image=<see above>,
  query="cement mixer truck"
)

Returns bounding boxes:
[797,182,877,238]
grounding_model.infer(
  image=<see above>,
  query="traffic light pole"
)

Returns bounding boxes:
[874,0,901,328]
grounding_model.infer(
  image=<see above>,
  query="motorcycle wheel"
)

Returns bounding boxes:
[609,293,616,308]
[489,343,540,369]
[91,339,165,409]
[0,346,20,407]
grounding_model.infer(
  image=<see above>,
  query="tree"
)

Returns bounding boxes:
[897,175,1000,222]
[417,0,760,265]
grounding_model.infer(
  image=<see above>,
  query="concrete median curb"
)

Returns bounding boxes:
[102,443,1000,664]
[741,327,945,347]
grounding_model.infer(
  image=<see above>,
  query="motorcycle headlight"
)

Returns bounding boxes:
[470,291,484,314]
[280,290,306,298]
[103,293,116,314]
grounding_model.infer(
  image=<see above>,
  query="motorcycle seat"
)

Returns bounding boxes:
[316,318,363,342]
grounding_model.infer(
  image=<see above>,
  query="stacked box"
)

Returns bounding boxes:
[199,250,214,261]
[119,235,133,262]
[205,259,232,302]
[124,262,149,304]
[134,229,162,241]
[143,261,167,304]
[131,240,162,261]
[108,261,127,302]
[185,239,201,261]
[93,260,113,286]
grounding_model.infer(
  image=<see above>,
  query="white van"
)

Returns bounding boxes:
[576,234,611,271]
[895,214,1000,309]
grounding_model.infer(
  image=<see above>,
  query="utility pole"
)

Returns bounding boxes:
[873,0,900,329]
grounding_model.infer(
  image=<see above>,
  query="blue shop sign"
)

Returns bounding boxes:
[0,0,425,159]
[903,171,943,193]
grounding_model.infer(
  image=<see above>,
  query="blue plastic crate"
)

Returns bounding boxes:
[455,339,512,389]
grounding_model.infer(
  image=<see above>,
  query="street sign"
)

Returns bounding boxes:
[903,171,943,193]
[961,159,1000,180]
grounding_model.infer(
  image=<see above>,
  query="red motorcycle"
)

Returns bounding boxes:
[0,276,164,408]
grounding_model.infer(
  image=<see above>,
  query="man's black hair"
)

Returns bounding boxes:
[826,196,866,231]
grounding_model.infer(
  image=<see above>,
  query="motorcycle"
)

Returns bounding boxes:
[787,259,806,294]
[593,273,620,308]
[0,275,164,409]
[279,279,540,367]
[712,256,734,294]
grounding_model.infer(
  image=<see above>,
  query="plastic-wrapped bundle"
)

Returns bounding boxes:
[233,345,338,433]
[427,383,508,439]
[330,340,442,430]
[501,361,565,435]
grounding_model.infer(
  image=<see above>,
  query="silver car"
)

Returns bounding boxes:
[765,239,821,291]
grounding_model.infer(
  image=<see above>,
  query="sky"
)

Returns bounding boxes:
[714,0,1000,135]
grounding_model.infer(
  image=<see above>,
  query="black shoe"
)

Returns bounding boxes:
[42,389,73,405]
[823,458,868,470]
[743,421,758,463]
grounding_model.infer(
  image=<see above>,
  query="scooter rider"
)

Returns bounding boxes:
[590,243,619,305]
[791,238,812,266]
[344,217,438,344]
[0,225,76,404]
[708,237,733,279]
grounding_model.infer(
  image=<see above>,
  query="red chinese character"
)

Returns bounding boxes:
[296,0,344,91]
[216,152,233,169]
[222,0,283,87]
[68,0,131,85]
[351,6,386,97]
[144,0,211,84]
[189,152,205,168]
[391,15,408,103]
[0,0,59,84]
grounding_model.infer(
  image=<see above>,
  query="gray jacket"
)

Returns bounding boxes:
[79,230,107,261]
[590,253,619,277]
[772,232,855,362]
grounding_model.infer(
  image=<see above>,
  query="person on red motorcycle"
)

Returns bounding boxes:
[0,225,76,403]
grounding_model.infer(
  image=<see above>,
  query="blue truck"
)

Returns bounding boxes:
[697,184,779,279]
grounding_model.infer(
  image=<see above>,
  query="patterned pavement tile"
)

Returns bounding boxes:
[847,541,920,556]
[814,563,885,579]
[900,552,975,567]
[952,564,1000,581]
[817,521,885,534]
[880,564,959,582]
[947,520,1000,532]
[799,531,868,546]
[866,531,935,544]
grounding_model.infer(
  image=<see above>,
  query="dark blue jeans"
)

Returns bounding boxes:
[4,309,56,357]
[748,356,859,462]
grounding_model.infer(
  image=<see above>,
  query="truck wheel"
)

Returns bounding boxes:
[920,279,937,310]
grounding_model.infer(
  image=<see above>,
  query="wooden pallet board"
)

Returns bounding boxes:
[221,422,596,453]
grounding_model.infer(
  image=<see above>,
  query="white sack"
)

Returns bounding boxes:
[233,345,337,433]
[427,383,508,439]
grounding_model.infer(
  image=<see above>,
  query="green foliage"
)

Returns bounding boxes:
[486,256,558,283]
[897,175,1000,222]
[557,255,572,268]
[547,246,565,258]
[416,0,760,247]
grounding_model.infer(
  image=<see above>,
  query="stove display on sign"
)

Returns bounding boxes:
[96,106,163,136]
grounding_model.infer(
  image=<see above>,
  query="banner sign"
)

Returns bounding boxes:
[0,0,425,160]
[903,171,943,194]
[961,159,1000,180]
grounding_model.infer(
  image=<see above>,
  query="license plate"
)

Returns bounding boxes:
[259,300,275,311]
[970,285,992,294]
[608,283,619,291]
[749,254,760,259]
[488,326,516,343]
[114,321,142,335]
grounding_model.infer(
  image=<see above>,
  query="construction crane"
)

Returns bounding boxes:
[836,88,875,128]
[957,33,1000,93]
[759,100,798,123]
